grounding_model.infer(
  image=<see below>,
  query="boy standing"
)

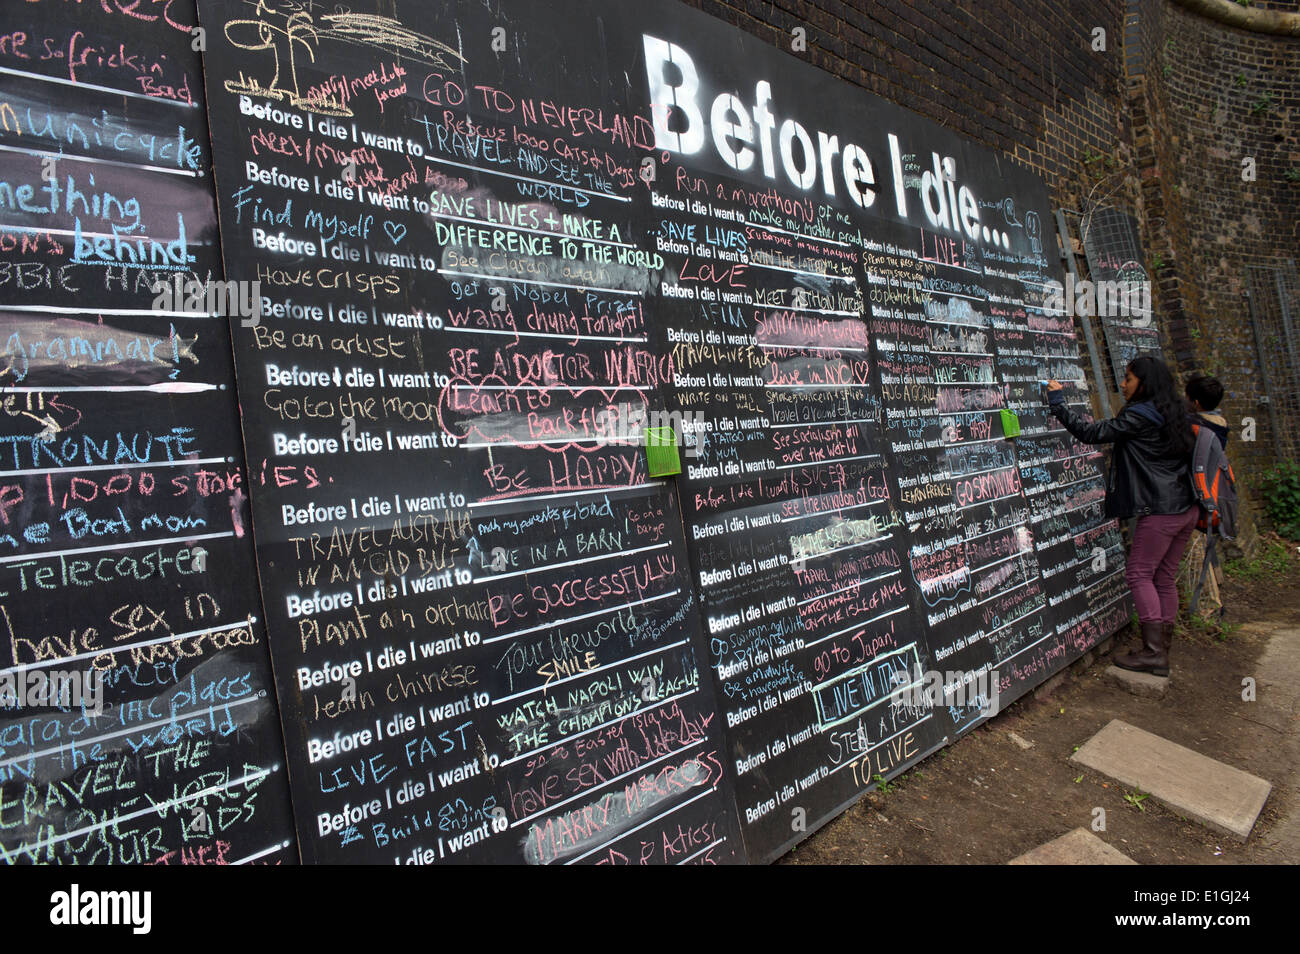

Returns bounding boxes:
[1183,372,1228,616]
[1186,372,1228,448]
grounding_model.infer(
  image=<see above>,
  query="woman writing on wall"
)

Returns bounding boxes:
[1045,356,1196,677]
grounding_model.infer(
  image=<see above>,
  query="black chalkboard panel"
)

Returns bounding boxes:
[616,2,1133,860]
[0,0,296,863]
[187,0,1133,864]
[196,0,743,864]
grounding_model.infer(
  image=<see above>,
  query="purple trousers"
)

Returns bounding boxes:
[1125,507,1199,623]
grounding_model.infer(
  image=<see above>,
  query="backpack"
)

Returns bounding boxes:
[1189,422,1238,539]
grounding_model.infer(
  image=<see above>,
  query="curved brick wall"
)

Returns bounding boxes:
[1136,0,1299,545]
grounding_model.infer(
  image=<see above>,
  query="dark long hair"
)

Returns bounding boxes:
[1127,356,1194,457]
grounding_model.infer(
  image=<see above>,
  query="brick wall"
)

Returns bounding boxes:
[1134,0,1300,544]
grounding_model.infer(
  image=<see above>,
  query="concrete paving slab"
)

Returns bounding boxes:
[1009,828,1136,865]
[1254,627,1300,695]
[1251,627,1300,863]
[1103,665,1168,698]
[1071,720,1271,842]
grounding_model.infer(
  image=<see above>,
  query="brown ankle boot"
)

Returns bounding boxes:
[1114,621,1169,677]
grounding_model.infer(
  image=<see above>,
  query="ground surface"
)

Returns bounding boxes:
[782,537,1300,865]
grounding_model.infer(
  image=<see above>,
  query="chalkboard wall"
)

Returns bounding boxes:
[623,2,1130,860]
[0,0,296,864]
[1,0,1131,864]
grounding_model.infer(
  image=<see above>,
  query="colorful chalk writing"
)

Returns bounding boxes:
[0,0,296,865]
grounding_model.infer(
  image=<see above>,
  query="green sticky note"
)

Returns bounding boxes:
[1000,409,1021,439]
[645,426,681,477]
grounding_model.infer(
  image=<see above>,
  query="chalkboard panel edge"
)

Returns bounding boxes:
[187,0,308,864]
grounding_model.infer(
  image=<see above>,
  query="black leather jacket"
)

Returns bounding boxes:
[1048,395,1194,519]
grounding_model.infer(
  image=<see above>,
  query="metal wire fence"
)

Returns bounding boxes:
[1245,261,1300,462]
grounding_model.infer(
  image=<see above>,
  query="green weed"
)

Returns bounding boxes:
[1123,788,1151,811]
[1185,613,1241,643]
[1225,538,1293,581]
[1260,461,1300,539]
